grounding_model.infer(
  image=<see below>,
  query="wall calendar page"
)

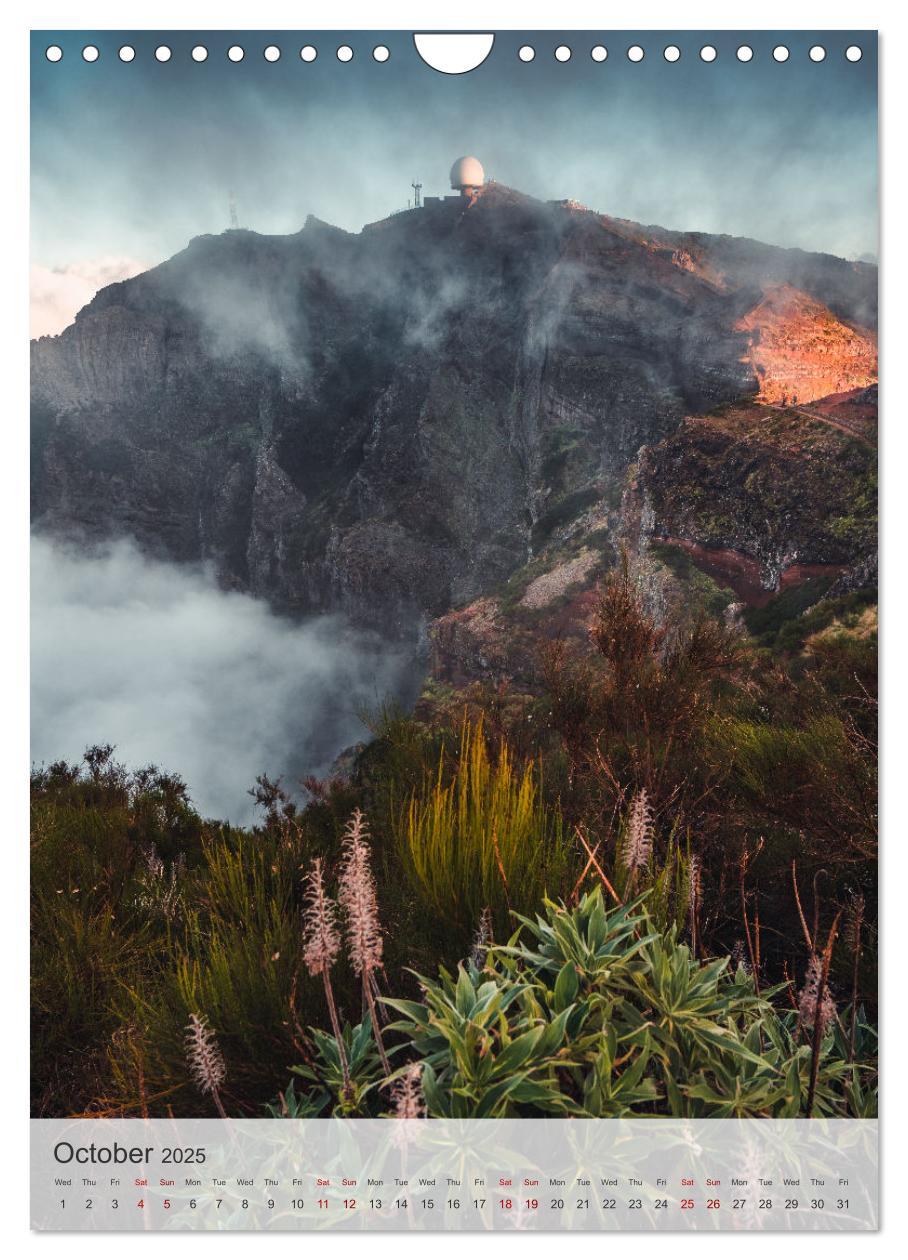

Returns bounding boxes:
[29,26,878,1233]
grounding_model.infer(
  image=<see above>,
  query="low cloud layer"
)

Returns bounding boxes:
[30,536,417,822]
[30,257,149,338]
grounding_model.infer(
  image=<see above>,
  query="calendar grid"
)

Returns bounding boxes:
[31,1118,878,1231]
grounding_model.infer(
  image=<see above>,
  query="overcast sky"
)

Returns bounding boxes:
[32,29,877,282]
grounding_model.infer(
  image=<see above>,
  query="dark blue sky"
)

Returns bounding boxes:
[31,30,878,267]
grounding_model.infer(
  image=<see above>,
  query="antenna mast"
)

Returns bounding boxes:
[228,189,240,230]
[411,180,422,209]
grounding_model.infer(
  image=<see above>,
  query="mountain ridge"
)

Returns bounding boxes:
[31,183,878,654]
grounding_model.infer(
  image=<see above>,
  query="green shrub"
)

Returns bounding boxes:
[274,888,875,1119]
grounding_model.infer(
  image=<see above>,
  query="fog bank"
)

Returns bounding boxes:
[30,535,418,823]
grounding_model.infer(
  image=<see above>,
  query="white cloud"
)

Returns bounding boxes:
[30,256,150,339]
[30,535,415,822]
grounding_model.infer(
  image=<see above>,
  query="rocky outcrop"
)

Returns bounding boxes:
[31,184,877,647]
[429,580,603,690]
[634,394,877,601]
[735,284,877,404]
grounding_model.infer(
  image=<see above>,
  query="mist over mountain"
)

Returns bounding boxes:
[30,535,414,822]
[31,182,876,648]
[30,183,878,813]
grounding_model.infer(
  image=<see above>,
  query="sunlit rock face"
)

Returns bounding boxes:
[31,184,876,644]
[735,283,877,405]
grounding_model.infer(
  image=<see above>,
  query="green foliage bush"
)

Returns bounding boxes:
[275,889,875,1119]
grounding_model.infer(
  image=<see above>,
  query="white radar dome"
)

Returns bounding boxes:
[449,156,485,190]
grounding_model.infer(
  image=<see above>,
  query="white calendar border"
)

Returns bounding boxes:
[3,0,901,1253]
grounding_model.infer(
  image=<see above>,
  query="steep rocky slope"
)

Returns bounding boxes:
[428,386,877,690]
[31,183,877,652]
[635,392,877,597]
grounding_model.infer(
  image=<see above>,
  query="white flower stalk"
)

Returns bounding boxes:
[847,893,865,1061]
[470,906,493,971]
[144,845,164,881]
[392,1062,425,1120]
[688,854,702,956]
[135,845,184,922]
[338,809,390,1075]
[185,1012,227,1118]
[391,1062,425,1148]
[302,858,351,1095]
[798,956,837,1036]
[688,855,701,912]
[732,939,751,975]
[623,788,654,873]
[303,857,341,976]
[339,809,384,975]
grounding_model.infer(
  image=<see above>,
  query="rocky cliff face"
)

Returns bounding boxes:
[31,183,877,648]
[735,284,877,404]
[427,386,878,690]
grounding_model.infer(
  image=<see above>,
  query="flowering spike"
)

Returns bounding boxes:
[302,857,341,977]
[470,906,493,971]
[338,809,384,975]
[185,1012,226,1107]
[732,939,751,974]
[688,854,701,911]
[798,956,836,1036]
[392,1062,425,1120]
[337,809,391,1076]
[622,788,654,872]
[848,893,865,950]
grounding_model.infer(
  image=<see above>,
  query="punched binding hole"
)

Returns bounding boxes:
[45,45,63,62]
[227,46,245,63]
[809,46,826,62]
[118,45,136,62]
[300,45,317,62]
[773,46,790,62]
[627,45,644,62]
[737,45,754,62]
[554,45,572,62]
[846,45,863,62]
[372,45,390,62]
[155,46,172,63]
[264,45,281,62]
[663,46,680,63]
[191,45,208,62]
[82,45,99,62]
[518,45,535,62]
[591,46,608,63]
[413,33,493,73]
[700,45,717,62]
[337,45,354,62]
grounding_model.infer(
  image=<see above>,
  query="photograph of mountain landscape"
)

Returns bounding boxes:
[30,31,877,1123]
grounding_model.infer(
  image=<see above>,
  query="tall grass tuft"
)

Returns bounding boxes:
[399,719,570,938]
